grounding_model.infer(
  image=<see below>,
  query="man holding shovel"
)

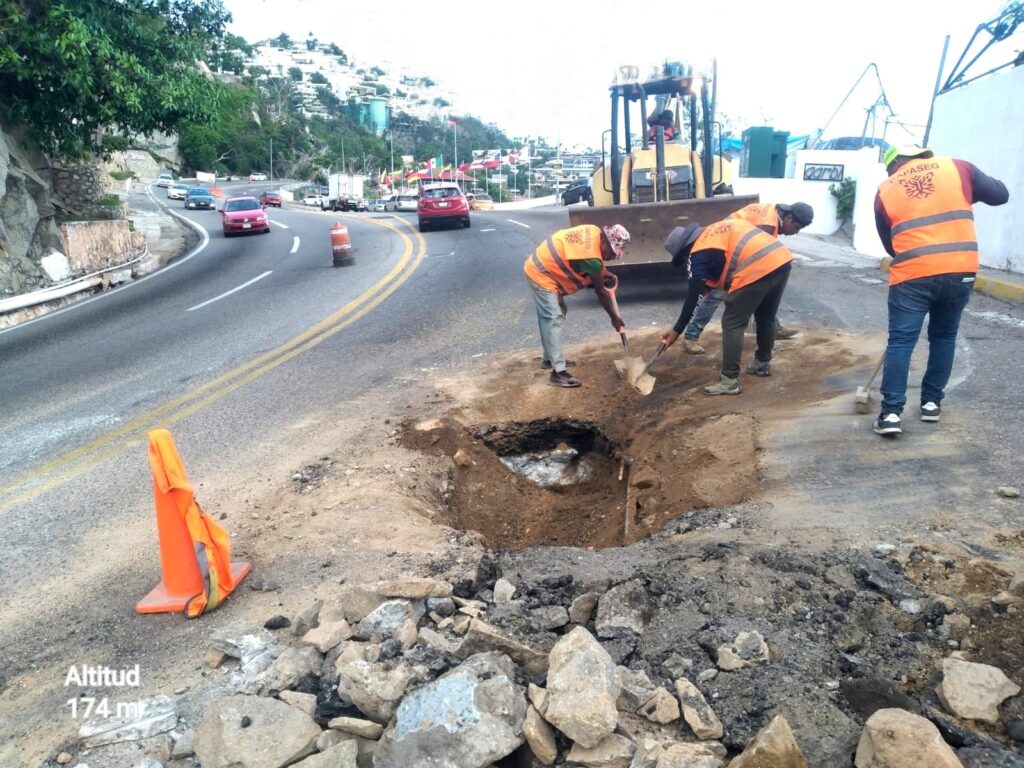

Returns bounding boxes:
[660,217,794,395]
[677,201,814,353]
[524,224,630,387]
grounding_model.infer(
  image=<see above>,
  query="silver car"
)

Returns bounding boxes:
[167,183,189,200]
[395,194,418,212]
[370,199,387,212]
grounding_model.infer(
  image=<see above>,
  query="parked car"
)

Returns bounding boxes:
[418,183,470,231]
[394,194,418,212]
[302,194,325,206]
[221,196,270,236]
[561,178,591,205]
[185,187,216,210]
[248,172,268,182]
[370,199,387,212]
[470,193,494,211]
[259,190,283,207]
[167,183,189,200]
[156,171,174,188]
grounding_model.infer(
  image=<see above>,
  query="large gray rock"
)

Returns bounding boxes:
[596,580,650,638]
[301,619,353,653]
[617,667,657,712]
[258,645,322,695]
[729,715,807,768]
[335,658,423,724]
[371,578,453,599]
[78,694,177,748]
[353,600,424,640]
[455,618,552,676]
[637,688,679,725]
[545,626,620,748]
[193,695,320,768]
[567,733,636,767]
[374,653,526,768]
[328,716,383,740]
[655,742,723,768]
[855,708,962,768]
[292,599,323,637]
[937,658,1021,724]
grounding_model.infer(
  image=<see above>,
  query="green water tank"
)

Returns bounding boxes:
[741,127,789,178]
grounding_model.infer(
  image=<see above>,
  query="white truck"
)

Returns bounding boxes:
[325,173,368,212]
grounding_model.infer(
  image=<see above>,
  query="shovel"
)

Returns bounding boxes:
[608,291,645,384]
[630,342,667,396]
[855,353,886,413]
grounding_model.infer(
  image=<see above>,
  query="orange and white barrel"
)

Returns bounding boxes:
[330,222,352,266]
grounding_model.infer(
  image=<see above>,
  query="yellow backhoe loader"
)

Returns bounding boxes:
[570,61,758,267]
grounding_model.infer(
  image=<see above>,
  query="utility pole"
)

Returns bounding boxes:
[923,35,951,148]
[269,138,273,181]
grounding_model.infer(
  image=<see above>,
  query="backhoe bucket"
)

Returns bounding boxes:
[569,195,759,268]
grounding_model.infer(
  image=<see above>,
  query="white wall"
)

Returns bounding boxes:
[929,65,1024,273]
[731,177,840,235]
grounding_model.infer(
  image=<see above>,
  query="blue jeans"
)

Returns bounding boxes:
[684,289,783,339]
[880,273,975,415]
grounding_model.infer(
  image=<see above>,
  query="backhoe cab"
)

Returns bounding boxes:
[572,61,757,267]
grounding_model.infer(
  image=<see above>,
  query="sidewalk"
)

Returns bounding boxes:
[792,231,1024,305]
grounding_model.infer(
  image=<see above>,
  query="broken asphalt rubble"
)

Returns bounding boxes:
[59,543,1024,768]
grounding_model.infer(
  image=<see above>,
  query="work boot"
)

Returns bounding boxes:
[541,359,577,369]
[703,375,741,396]
[746,359,771,377]
[548,370,582,388]
[683,340,705,355]
[775,326,800,340]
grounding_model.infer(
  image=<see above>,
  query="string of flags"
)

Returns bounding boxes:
[377,145,532,186]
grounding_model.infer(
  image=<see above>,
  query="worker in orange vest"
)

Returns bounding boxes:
[661,217,794,395]
[872,146,1008,436]
[677,201,813,354]
[524,224,630,387]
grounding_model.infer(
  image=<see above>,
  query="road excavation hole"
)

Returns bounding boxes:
[403,412,758,550]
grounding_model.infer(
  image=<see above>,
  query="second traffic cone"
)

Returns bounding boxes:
[331,221,352,266]
[136,429,250,617]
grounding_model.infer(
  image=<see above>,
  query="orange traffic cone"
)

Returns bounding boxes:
[136,429,250,616]
[331,221,353,266]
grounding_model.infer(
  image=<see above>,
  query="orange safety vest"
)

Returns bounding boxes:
[728,203,779,236]
[877,156,978,285]
[523,225,604,295]
[695,219,793,293]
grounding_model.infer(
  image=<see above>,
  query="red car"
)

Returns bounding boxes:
[259,190,283,207]
[221,196,270,237]
[417,183,470,232]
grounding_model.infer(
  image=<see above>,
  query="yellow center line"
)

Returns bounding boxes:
[0,217,426,513]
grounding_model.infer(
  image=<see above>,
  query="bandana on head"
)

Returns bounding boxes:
[602,224,631,259]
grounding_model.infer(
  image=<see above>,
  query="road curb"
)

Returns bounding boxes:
[879,257,1024,305]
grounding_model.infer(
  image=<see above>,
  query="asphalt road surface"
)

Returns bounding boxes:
[1,187,1023,760]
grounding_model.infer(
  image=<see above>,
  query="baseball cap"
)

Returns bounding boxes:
[882,146,933,167]
[602,224,631,259]
[778,202,814,227]
[664,223,702,268]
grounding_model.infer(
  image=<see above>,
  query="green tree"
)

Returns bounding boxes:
[309,71,328,85]
[271,32,291,48]
[0,0,231,158]
[288,67,303,82]
[305,35,316,51]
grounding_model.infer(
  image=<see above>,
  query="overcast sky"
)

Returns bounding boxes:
[222,0,1018,149]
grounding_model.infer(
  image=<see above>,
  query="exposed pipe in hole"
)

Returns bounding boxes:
[621,457,634,543]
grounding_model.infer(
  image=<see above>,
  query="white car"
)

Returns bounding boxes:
[248,172,268,182]
[166,183,189,200]
[156,172,174,188]
[369,199,387,212]
[394,194,418,212]
[302,195,325,206]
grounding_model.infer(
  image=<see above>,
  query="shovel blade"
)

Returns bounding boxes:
[634,370,657,395]
[614,358,628,378]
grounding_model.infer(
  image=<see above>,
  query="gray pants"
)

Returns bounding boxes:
[530,283,566,372]
[721,266,791,378]
[685,288,783,340]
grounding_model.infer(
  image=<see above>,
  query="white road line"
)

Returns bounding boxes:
[506,219,530,229]
[271,220,290,229]
[186,271,272,312]
[480,228,497,232]
[290,236,300,254]
[966,308,1024,328]
[0,185,211,337]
